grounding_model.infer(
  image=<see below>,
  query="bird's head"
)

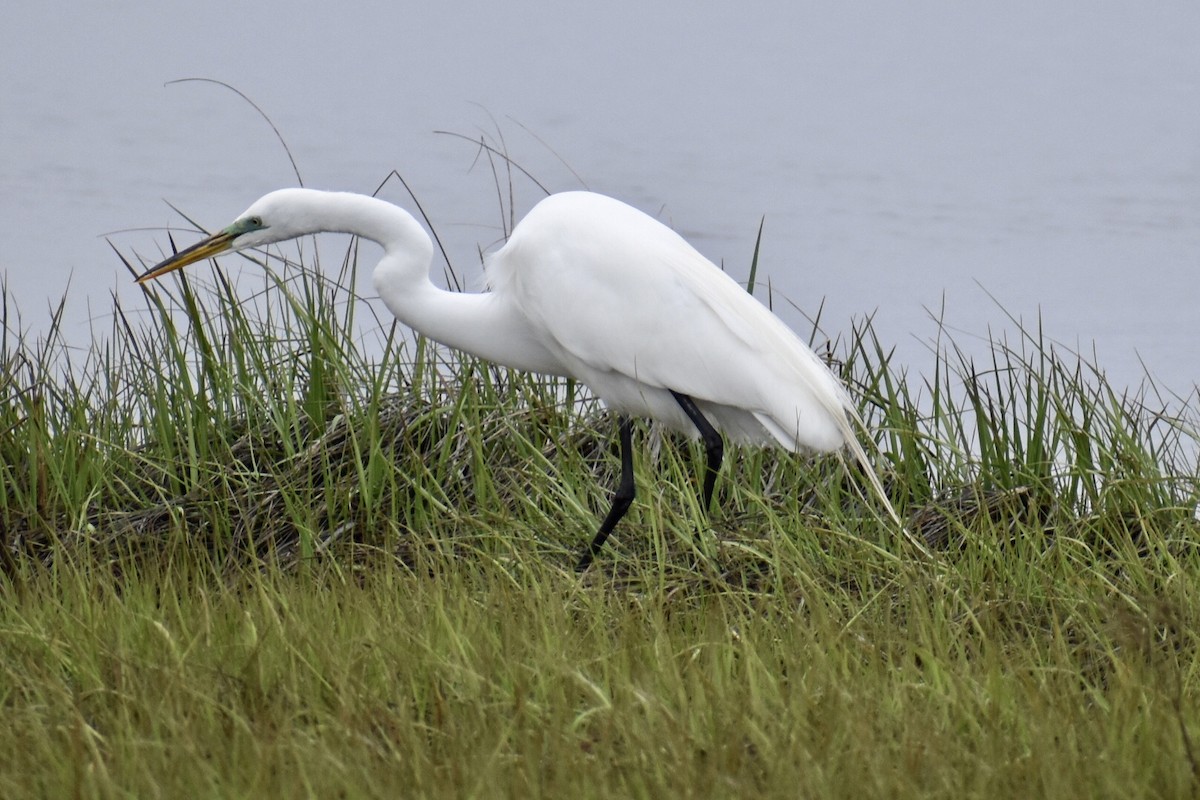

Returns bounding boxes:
[135,189,311,284]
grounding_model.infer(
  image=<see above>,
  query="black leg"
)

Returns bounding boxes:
[670,391,724,513]
[576,417,635,572]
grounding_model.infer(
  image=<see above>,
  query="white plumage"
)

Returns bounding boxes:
[495,191,851,451]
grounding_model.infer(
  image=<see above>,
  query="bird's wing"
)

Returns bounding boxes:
[494,193,855,451]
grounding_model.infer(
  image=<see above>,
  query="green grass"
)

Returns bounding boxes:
[2,210,1199,798]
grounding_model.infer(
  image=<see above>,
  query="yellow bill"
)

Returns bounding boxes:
[135,228,239,284]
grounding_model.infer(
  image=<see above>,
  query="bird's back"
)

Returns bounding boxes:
[488,191,857,454]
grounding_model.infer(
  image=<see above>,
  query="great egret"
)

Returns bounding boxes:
[137,188,899,569]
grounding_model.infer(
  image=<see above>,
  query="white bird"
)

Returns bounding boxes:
[136,188,899,569]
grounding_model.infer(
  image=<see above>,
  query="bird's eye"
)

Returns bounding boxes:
[248,216,263,228]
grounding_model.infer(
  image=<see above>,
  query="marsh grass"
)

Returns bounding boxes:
[2,203,1199,797]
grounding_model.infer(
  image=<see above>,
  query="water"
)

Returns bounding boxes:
[2,1,1198,395]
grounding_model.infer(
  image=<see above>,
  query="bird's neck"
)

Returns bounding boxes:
[310,192,433,260]
[318,193,564,376]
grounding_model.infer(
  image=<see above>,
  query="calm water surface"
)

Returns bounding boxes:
[2,2,1198,394]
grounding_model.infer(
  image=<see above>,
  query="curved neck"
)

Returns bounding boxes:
[303,192,566,375]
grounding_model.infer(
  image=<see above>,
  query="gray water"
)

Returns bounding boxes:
[3,1,1198,395]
